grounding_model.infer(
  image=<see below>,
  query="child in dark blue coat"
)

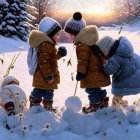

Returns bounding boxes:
[96,36,140,107]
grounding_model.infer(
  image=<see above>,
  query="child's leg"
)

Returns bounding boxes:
[99,89,107,99]
[43,90,56,111]
[86,88,102,104]
[82,88,102,113]
[99,89,109,108]
[112,95,128,107]
[29,88,43,107]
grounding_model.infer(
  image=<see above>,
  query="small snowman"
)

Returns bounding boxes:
[65,81,82,113]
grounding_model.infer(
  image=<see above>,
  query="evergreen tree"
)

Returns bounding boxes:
[0,0,10,37]
[0,0,34,41]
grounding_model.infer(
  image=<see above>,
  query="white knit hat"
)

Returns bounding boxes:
[38,17,61,38]
[96,36,115,55]
[1,76,19,88]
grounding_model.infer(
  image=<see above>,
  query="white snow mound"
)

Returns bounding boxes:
[65,96,82,113]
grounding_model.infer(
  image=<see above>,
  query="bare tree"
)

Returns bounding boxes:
[25,0,38,26]
[114,0,140,24]
[32,0,60,25]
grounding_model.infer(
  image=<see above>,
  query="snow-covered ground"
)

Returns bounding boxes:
[0,29,140,139]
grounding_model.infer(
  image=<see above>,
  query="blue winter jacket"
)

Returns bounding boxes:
[104,36,140,95]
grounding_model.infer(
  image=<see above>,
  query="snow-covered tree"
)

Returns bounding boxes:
[32,0,60,24]
[114,0,140,23]
[0,0,9,37]
[25,0,38,27]
[133,0,140,18]
[0,0,34,41]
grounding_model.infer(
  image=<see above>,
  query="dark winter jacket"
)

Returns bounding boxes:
[104,36,140,95]
[28,30,62,90]
[74,25,111,88]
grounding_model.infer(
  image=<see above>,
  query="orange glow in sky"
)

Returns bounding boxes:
[59,0,115,16]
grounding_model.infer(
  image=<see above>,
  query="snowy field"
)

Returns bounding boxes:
[0,30,140,139]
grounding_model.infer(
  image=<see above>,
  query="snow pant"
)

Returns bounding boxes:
[31,88,54,100]
[85,88,107,104]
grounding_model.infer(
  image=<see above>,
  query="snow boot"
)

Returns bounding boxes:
[4,102,15,116]
[43,100,57,113]
[29,95,42,107]
[111,95,128,108]
[82,103,102,114]
[4,102,16,130]
[100,97,109,109]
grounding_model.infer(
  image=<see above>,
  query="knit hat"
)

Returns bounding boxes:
[1,76,19,88]
[38,17,61,38]
[64,12,86,36]
[96,36,115,56]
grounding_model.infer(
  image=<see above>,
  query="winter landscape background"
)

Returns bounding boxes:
[0,0,140,139]
[0,28,140,140]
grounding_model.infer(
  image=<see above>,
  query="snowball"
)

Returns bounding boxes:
[62,108,76,124]
[65,96,82,113]
[0,107,7,122]
[127,111,140,124]
[6,115,20,128]
[62,109,101,136]
[70,114,101,136]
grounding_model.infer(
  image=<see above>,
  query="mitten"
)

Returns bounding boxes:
[46,74,54,82]
[58,46,67,57]
[76,72,86,81]
[91,45,102,57]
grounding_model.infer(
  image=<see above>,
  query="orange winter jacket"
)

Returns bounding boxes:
[74,25,111,88]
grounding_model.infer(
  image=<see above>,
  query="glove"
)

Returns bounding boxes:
[6,115,20,130]
[76,72,86,81]
[91,45,102,57]
[58,46,67,57]
[46,74,54,82]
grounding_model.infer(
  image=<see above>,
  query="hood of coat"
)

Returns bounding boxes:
[28,30,54,48]
[74,25,99,46]
[115,36,134,57]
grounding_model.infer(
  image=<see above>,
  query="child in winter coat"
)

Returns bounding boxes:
[0,76,27,116]
[64,12,111,113]
[96,36,140,107]
[28,17,67,112]
[0,76,27,129]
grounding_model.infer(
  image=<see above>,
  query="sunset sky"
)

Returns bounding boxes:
[59,0,115,16]
[51,0,118,24]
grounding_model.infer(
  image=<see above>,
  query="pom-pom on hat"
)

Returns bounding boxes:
[1,76,19,88]
[38,17,61,38]
[64,12,86,36]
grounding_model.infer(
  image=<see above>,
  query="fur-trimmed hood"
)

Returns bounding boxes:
[74,25,99,46]
[28,30,54,48]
